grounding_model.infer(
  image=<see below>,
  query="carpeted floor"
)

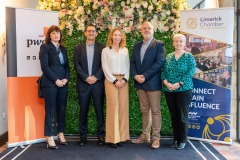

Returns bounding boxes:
[0,137,226,160]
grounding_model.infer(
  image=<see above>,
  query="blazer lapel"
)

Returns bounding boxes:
[48,42,61,65]
[82,43,89,75]
[92,43,99,73]
[136,42,143,65]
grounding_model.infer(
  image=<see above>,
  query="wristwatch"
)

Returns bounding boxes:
[113,79,118,84]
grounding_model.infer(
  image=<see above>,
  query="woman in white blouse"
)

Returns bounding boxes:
[102,28,130,148]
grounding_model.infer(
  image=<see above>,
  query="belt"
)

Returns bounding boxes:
[113,74,125,76]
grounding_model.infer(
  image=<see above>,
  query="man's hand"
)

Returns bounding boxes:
[86,76,97,84]
[134,75,145,84]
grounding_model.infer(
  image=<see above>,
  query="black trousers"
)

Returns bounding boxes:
[165,90,192,143]
[42,86,68,136]
[78,85,105,137]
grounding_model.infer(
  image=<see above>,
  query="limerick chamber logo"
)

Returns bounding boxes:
[186,18,197,29]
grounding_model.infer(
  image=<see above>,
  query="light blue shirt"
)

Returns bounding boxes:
[86,43,94,76]
[140,37,153,63]
[56,46,64,65]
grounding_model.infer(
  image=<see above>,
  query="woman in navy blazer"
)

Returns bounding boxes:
[39,25,70,149]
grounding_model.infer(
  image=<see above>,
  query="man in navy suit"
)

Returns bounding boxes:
[130,22,165,149]
[74,24,105,146]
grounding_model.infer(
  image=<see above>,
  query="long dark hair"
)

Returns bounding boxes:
[45,25,64,47]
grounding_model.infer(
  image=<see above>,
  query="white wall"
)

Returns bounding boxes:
[0,16,7,136]
[0,0,38,136]
[5,0,38,9]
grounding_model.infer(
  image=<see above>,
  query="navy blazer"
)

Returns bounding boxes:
[130,38,165,91]
[39,42,70,87]
[73,42,105,92]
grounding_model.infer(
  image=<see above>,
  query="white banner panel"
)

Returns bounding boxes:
[180,8,234,44]
[16,8,58,77]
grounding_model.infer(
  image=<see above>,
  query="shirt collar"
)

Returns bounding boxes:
[86,41,95,46]
[143,37,153,44]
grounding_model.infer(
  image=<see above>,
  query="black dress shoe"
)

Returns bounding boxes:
[98,137,105,146]
[79,137,87,146]
[169,141,178,148]
[176,143,186,150]
[117,142,123,147]
[110,143,117,148]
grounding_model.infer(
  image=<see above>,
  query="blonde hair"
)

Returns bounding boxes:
[106,28,126,48]
[173,34,186,43]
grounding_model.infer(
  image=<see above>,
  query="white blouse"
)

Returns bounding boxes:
[101,47,130,82]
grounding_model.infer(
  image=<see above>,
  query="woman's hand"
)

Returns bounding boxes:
[164,80,173,91]
[171,82,183,91]
[55,79,64,87]
[62,79,68,85]
[120,79,126,87]
[166,82,174,91]
[115,81,123,89]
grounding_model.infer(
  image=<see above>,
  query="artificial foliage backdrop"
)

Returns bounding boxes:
[37,0,188,136]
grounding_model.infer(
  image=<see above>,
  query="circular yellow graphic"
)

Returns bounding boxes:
[224,137,231,142]
[207,117,214,125]
[186,18,197,29]
[202,115,231,142]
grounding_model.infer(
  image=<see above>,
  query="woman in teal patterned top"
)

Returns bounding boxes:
[161,34,196,150]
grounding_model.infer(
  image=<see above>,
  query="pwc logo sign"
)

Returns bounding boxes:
[27,26,48,47]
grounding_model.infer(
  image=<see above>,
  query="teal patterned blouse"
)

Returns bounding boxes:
[161,52,196,92]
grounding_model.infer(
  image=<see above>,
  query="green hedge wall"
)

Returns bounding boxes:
[63,29,174,136]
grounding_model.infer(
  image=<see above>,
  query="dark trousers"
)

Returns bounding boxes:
[165,90,192,143]
[42,86,68,136]
[78,85,105,137]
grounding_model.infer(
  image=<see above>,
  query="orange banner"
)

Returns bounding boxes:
[8,77,45,143]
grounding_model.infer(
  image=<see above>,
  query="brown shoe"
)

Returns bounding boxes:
[131,135,150,144]
[151,139,160,149]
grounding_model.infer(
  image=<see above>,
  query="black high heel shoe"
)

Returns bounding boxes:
[46,140,58,149]
[58,137,68,146]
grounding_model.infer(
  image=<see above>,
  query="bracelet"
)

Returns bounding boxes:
[122,78,128,83]
[113,79,118,84]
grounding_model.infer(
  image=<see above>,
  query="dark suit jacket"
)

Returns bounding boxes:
[74,42,105,92]
[39,42,70,87]
[130,38,165,91]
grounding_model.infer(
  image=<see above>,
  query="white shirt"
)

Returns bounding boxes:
[101,47,130,82]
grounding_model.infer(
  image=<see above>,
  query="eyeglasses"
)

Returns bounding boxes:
[86,30,96,33]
